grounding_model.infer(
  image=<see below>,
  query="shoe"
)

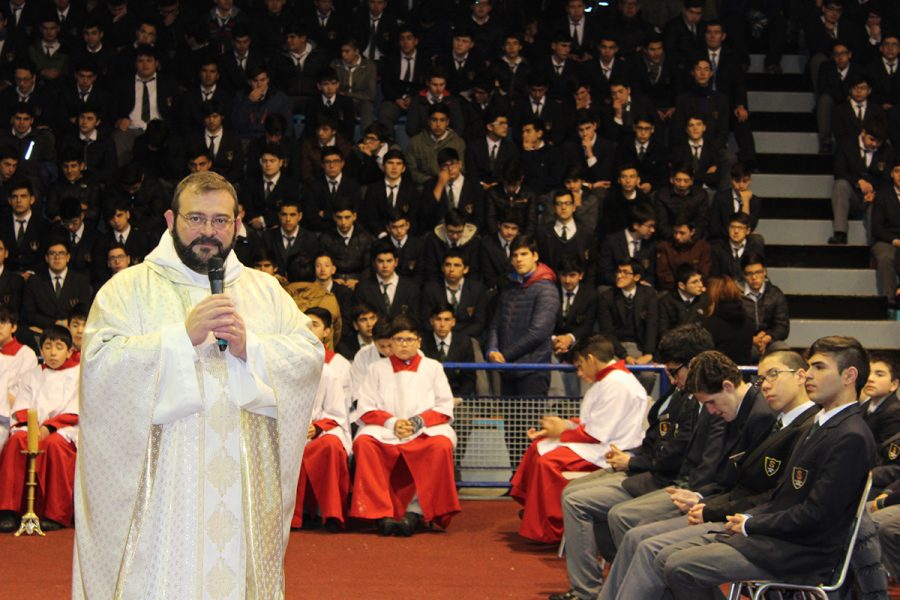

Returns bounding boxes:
[548,590,580,600]
[0,511,17,533]
[378,517,400,536]
[324,518,342,533]
[39,518,63,531]
[827,232,847,245]
[301,515,321,530]
[818,141,833,154]
[398,512,423,537]
[518,508,525,520]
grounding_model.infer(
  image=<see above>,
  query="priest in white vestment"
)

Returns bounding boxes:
[73,172,323,600]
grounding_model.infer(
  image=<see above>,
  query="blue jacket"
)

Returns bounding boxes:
[487,263,561,370]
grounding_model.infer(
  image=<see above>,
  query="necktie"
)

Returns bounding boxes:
[533,101,542,116]
[734,247,741,260]
[602,66,611,79]
[54,275,62,297]
[15,219,25,243]
[343,235,350,246]
[560,224,568,241]
[623,293,634,309]
[237,56,246,71]
[649,62,661,84]
[631,240,640,257]
[563,291,573,317]
[368,19,379,58]
[438,340,447,361]
[45,45,53,56]
[284,235,295,249]
[293,55,301,67]
[141,79,151,123]
[447,286,459,309]
[70,231,77,245]
[403,57,413,82]
[637,144,646,160]
[447,183,455,207]
[117,233,125,244]
[691,145,701,172]
[890,63,897,75]
[207,135,217,159]
[489,143,498,167]
[856,102,864,120]
[555,64,563,75]
[202,90,212,101]
[265,180,273,198]
[804,420,820,442]
[330,180,338,194]
[772,417,784,432]
[456,59,465,71]
[79,91,88,102]
[570,21,580,45]
[710,51,718,72]
[387,185,397,206]
[381,281,391,310]
[503,241,510,257]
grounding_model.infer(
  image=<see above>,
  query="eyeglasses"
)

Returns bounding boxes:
[665,364,684,377]
[47,251,68,258]
[178,213,235,231]
[392,336,419,345]
[753,369,797,386]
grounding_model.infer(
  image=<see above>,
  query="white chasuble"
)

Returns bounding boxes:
[73,231,323,600]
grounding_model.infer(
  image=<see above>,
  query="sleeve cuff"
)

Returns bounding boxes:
[228,330,277,418]
[152,322,203,424]
[384,417,399,432]
[740,514,751,537]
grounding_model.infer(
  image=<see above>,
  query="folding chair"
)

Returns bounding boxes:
[726,471,874,600]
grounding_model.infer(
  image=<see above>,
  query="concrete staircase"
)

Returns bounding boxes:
[745,54,900,350]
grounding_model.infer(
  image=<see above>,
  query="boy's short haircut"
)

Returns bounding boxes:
[868,351,900,381]
[728,212,752,228]
[351,302,380,323]
[0,303,18,326]
[331,195,355,214]
[657,323,715,365]
[59,197,84,221]
[40,324,73,349]
[558,254,585,275]
[372,319,393,341]
[68,303,89,323]
[430,302,455,318]
[444,208,467,229]
[59,145,85,165]
[617,257,644,278]
[762,350,809,372]
[372,242,399,262]
[260,142,284,160]
[428,103,451,119]
[389,314,420,337]
[675,263,700,285]
[305,306,333,329]
[740,252,766,270]
[685,350,741,394]
[731,162,751,181]
[0,145,17,161]
[443,248,468,266]
[573,333,616,363]
[671,163,694,178]
[510,233,539,254]
[628,203,656,226]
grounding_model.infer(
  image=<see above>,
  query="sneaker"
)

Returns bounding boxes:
[827,232,847,245]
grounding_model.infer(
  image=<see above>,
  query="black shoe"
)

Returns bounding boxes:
[39,518,63,531]
[301,515,321,530]
[818,141,833,155]
[548,590,580,600]
[0,511,17,533]
[378,517,400,536]
[518,508,525,520]
[827,232,847,245]
[324,518,342,533]
[398,512,423,537]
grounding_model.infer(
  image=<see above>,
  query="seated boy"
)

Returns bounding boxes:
[510,333,647,544]
[0,325,79,532]
[67,304,88,363]
[293,308,352,531]
[0,305,38,396]
[351,315,461,536]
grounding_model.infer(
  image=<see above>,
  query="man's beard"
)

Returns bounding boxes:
[172,228,236,274]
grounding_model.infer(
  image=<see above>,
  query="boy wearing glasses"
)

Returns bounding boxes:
[22,239,93,340]
[350,315,460,536]
[739,253,789,358]
[600,350,818,600]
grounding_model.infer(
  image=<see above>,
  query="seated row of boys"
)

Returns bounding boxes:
[511,323,899,600]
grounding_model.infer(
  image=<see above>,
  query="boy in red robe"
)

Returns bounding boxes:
[511,334,647,543]
[350,314,461,536]
[293,307,352,531]
[0,325,79,532]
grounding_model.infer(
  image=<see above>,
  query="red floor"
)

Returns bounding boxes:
[2,499,898,599]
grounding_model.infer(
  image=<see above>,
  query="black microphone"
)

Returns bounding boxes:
[207,256,228,352]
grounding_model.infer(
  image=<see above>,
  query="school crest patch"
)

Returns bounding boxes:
[658,421,671,437]
[889,443,899,461]
[791,466,808,490]
[764,457,781,477]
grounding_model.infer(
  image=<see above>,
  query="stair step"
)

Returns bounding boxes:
[746,72,809,92]
[756,153,832,175]
[753,132,820,155]
[759,198,831,219]
[748,90,815,113]
[748,54,806,75]
[785,319,900,350]
[767,267,876,295]
[766,244,871,269]
[756,219,867,245]
[753,174,834,199]
[750,112,816,132]
[786,295,887,320]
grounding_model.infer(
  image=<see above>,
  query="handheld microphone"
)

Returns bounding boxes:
[207,256,228,351]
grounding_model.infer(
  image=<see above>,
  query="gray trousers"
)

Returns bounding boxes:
[599,515,693,600]
[606,487,681,549]
[831,178,871,235]
[871,241,898,299]
[872,504,900,580]
[560,470,632,599]
[663,532,774,600]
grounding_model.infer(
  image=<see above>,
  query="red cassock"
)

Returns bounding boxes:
[0,358,80,525]
[349,354,461,529]
[293,350,352,529]
[510,361,648,543]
